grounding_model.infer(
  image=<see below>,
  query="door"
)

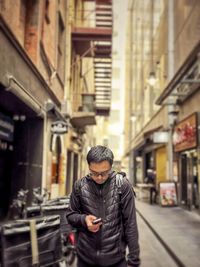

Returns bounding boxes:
[0,148,13,218]
[192,156,199,208]
[180,154,187,205]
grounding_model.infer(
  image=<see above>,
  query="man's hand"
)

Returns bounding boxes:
[85,215,102,233]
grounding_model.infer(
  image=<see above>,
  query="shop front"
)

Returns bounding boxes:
[0,16,65,214]
[0,112,14,218]
[0,86,44,216]
[134,130,168,185]
[173,113,199,210]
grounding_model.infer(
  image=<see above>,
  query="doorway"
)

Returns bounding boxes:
[191,155,199,209]
[180,154,187,205]
[0,148,13,219]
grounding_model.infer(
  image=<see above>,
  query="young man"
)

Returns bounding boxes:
[66,145,140,267]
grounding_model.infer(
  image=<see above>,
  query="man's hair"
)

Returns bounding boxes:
[86,145,114,165]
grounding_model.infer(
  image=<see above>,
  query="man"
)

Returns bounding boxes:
[66,145,140,267]
[145,169,157,205]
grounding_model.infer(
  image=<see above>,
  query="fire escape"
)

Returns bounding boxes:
[72,0,113,117]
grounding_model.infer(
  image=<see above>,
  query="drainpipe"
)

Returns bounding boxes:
[128,0,134,184]
[167,0,175,181]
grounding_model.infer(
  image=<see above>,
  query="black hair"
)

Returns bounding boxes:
[86,145,114,166]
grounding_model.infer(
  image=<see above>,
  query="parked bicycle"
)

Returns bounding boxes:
[8,188,29,220]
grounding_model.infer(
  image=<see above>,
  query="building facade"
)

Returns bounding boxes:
[124,0,200,211]
[0,0,113,218]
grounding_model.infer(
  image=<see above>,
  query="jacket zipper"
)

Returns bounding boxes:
[96,186,104,260]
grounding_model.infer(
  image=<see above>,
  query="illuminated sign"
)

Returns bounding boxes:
[153,131,168,143]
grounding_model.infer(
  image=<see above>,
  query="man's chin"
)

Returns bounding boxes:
[95,180,106,184]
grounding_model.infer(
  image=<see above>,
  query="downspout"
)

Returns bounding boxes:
[167,0,175,181]
[128,0,134,183]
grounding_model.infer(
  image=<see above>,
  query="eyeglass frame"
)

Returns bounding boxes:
[89,168,112,178]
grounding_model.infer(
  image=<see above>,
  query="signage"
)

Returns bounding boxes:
[173,113,197,152]
[0,112,14,142]
[0,140,13,151]
[153,131,168,143]
[51,120,68,134]
[159,182,177,207]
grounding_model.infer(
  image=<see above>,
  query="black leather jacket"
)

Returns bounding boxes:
[66,172,140,267]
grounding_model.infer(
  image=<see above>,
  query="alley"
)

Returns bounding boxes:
[1,0,200,266]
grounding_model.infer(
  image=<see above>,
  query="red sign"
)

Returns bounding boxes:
[173,113,197,152]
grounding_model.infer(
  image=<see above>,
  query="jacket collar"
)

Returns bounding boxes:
[85,170,117,182]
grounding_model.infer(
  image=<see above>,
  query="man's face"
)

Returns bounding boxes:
[89,160,112,184]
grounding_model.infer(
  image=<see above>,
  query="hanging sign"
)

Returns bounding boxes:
[51,120,68,134]
[153,131,168,143]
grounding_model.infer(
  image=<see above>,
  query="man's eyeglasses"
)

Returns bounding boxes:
[89,169,111,177]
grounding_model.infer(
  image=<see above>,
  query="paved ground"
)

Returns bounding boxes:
[136,200,200,267]
[137,214,177,267]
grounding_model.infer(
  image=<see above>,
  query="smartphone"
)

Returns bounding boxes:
[92,218,102,225]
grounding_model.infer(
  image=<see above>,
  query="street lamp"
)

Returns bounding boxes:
[131,111,142,122]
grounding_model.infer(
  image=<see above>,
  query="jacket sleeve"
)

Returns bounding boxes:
[121,178,140,267]
[66,181,87,230]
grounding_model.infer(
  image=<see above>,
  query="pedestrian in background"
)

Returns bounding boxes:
[66,145,140,267]
[145,169,157,205]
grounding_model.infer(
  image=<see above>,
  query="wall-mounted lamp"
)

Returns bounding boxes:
[131,112,142,122]
[13,115,26,121]
[147,71,157,86]
[147,0,157,87]
[168,107,179,127]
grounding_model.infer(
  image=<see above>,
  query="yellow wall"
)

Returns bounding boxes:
[156,146,167,185]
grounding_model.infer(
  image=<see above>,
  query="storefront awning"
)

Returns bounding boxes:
[156,40,200,105]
